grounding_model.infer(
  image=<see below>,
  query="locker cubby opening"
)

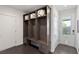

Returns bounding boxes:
[24,21,28,38]
[37,17,47,45]
[23,21,29,45]
[30,19,37,40]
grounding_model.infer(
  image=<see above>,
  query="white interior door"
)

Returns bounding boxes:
[59,8,76,47]
[0,14,16,51]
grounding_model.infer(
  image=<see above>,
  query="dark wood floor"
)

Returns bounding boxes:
[0,44,77,54]
[54,44,77,54]
[0,44,41,54]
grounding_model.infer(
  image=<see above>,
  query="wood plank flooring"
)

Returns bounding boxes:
[0,44,77,54]
[54,44,77,54]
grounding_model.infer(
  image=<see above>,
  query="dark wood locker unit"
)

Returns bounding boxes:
[23,6,51,53]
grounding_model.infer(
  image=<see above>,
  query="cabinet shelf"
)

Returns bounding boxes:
[30,18,36,20]
[37,15,47,19]
[24,20,29,22]
[27,38,38,43]
[39,40,47,45]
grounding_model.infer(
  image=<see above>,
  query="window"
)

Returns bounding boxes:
[62,16,71,34]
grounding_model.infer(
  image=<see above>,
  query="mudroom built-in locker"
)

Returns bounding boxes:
[23,6,51,53]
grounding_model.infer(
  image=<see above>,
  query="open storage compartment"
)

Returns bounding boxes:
[38,17,47,45]
[30,19,37,40]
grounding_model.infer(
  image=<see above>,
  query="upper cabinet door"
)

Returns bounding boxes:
[30,13,36,19]
[37,9,46,17]
[25,15,29,21]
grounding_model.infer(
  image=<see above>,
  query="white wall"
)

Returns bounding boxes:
[50,6,59,52]
[0,6,24,51]
[76,6,79,53]
[59,8,76,47]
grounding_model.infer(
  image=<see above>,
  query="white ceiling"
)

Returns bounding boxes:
[9,5,45,13]
[55,5,77,11]
[8,5,76,13]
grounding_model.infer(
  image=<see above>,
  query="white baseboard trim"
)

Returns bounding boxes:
[50,43,59,53]
[76,48,79,54]
[15,42,23,46]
